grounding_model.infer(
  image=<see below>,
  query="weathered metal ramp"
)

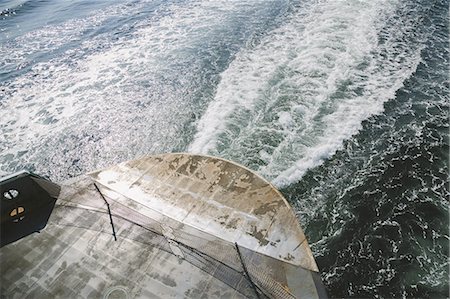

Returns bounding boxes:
[0,154,326,298]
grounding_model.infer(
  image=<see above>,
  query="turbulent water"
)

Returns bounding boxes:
[0,0,448,298]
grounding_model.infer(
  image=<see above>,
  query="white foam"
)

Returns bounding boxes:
[0,1,148,73]
[189,0,425,187]
[0,0,280,179]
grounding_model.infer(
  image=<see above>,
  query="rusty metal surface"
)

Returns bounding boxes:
[1,154,322,298]
[91,153,318,272]
[1,174,248,298]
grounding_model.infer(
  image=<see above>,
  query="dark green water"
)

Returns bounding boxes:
[281,1,449,297]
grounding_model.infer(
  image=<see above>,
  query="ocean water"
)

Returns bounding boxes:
[0,0,448,298]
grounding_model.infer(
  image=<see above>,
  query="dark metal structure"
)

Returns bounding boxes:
[0,171,60,247]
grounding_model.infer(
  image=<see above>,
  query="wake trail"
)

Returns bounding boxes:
[189,0,426,187]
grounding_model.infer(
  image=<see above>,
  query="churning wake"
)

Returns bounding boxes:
[0,0,283,179]
[189,0,425,187]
